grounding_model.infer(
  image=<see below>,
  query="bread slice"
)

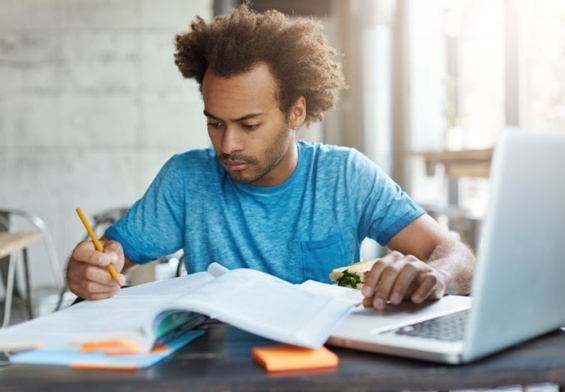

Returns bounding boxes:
[329,258,380,288]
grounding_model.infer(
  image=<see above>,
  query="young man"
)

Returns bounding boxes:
[66,4,475,310]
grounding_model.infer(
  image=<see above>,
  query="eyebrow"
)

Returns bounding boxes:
[203,110,263,122]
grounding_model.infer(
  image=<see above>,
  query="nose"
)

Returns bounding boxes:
[220,125,243,155]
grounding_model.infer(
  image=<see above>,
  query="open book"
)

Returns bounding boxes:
[0,263,353,369]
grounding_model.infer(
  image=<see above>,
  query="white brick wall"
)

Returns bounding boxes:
[0,0,213,290]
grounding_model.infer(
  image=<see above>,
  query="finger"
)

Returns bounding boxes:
[411,273,442,303]
[72,240,114,268]
[362,296,375,308]
[389,260,422,305]
[361,252,402,297]
[67,263,120,300]
[362,252,404,309]
[372,262,405,309]
[102,243,127,286]
[71,259,120,289]
[101,240,125,272]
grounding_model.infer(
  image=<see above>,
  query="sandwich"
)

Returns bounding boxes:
[329,258,381,288]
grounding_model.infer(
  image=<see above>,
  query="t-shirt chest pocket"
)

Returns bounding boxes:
[300,231,346,283]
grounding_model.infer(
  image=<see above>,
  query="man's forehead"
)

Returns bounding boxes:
[201,65,280,120]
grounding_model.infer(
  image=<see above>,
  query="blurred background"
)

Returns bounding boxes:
[1,0,564,315]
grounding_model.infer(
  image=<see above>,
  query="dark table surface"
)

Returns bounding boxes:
[1,320,565,392]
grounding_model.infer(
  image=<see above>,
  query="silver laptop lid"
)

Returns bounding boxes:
[463,127,565,362]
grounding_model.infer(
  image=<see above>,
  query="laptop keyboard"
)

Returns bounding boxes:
[389,309,470,342]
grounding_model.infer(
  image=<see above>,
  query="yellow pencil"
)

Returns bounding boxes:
[76,207,121,283]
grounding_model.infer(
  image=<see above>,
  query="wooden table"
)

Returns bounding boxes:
[0,231,44,259]
[0,230,44,326]
[412,148,493,210]
[1,321,565,391]
[414,148,494,179]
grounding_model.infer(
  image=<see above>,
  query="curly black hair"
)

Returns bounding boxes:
[174,2,346,126]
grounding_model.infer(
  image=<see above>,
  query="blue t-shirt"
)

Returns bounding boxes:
[106,141,425,284]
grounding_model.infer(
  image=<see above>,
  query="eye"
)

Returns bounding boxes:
[242,123,260,130]
[207,121,224,129]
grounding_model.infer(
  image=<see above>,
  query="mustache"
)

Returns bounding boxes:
[220,153,258,165]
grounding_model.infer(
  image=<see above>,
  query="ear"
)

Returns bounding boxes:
[288,96,306,129]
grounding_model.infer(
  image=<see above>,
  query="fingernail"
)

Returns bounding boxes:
[391,292,402,304]
[362,286,372,297]
[374,297,385,309]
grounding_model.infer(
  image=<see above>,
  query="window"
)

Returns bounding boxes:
[519,1,565,131]
[408,0,565,215]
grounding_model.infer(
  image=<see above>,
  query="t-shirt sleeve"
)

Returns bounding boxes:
[347,152,425,246]
[105,155,186,264]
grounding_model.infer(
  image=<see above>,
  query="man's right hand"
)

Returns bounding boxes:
[66,238,127,300]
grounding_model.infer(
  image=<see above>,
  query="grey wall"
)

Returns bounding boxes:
[0,0,213,289]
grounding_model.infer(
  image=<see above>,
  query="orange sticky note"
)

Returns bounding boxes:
[252,345,338,372]
[79,340,142,355]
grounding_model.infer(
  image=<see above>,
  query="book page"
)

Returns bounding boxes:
[0,272,214,353]
[165,268,352,348]
[0,297,164,352]
[117,271,214,296]
[299,280,364,306]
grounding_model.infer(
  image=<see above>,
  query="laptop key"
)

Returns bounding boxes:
[392,309,470,342]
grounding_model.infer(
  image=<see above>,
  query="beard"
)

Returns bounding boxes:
[220,124,293,185]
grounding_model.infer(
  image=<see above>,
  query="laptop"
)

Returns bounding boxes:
[327,127,565,364]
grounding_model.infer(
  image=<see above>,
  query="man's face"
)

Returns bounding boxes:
[202,63,300,187]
